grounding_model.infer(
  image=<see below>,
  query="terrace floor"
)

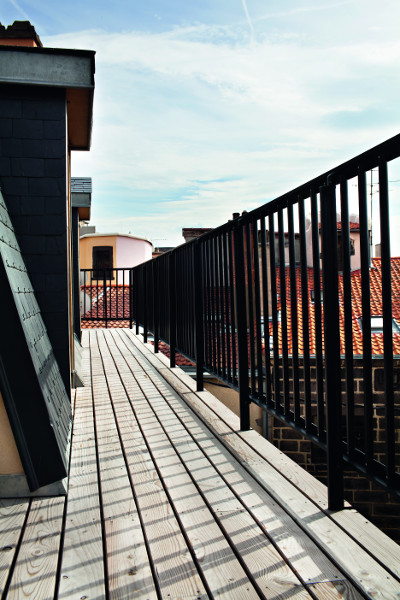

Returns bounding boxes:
[1,328,400,599]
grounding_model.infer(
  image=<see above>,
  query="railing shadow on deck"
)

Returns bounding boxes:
[82,133,400,511]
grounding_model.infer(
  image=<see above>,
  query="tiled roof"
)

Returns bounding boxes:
[81,285,131,323]
[319,221,359,231]
[80,286,195,366]
[71,177,92,193]
[275,257,400,356]
[337,221,359,231]
[150,341,195,367]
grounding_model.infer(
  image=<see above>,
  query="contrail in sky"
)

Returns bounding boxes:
[10,0,30,20]
[241,0,255,42]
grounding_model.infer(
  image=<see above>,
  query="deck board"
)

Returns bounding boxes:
[1,328,399,600]
[57,383,106,600]
[5,498,65,600]
[112,329,364,600]
[0,499,30,595]
[90,331,158,600]
[101,330,302,599]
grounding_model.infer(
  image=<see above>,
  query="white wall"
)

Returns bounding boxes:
[116,236,152,268]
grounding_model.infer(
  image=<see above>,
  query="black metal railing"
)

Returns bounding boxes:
[130,133,400,509]
[80,268,133,327]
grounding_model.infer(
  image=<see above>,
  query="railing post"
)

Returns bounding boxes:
[152,260,159,353]
[169,252,176,368]
[143,267,148,343]
[103,270,108,329]
[194,241,204,391]
[320,180,344,510]
[129,268,134,330]
[233,220,250,431]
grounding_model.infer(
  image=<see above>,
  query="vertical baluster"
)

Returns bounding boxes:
[223,232,232,383]
[234,220,250,430]
[278,209,290,416]
[311,192,325,440]
[252,219,264,403]
[228,230,237,386]
[288,203,301,424]
[299,198,312,430]
[260,216,272,405]
[340,179,355,458]
[359,170,374,469]
[269,214,281,410]
[245,221,256,396]
[379,160,395,485]
[320,180,343,510]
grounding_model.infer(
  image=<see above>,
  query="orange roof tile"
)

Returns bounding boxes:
[274,257,400,356]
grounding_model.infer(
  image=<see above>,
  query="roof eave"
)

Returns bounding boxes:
[0,46,95,150]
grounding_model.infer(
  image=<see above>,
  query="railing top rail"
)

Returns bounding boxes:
[188,132,400,243]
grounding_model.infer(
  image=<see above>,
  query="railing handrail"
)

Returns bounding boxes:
[93,134,400,510]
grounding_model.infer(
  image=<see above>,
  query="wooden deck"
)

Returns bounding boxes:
[1,328,400,599]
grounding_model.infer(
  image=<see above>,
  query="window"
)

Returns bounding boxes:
[311,289,323,303]
[359,316,400,334]
[93,246,113,279]
[337,235,355,271]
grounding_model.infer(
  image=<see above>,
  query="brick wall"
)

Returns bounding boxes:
[0,84,70,393]
[268,356,400,543]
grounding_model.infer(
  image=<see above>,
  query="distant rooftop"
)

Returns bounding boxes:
[71,178,92,221]
[71,177,92,194]
[182,228,213,243]
[0,20,42,47]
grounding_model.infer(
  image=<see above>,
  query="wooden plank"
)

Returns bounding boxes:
[6,497,65,599]
[96,330,208,599]
[118,337,364,600]
[90,332,158,600]
[179,392,400,599]
[177,389,400,591]
[57,372,106,600]
[0,498,29,594]
[120,333,400,600]
[160,391,364,600]
[108,330,317,599]
[330,509,400,580]
[105,331,266,599]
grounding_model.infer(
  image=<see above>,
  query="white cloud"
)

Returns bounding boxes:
[47,11,400,246]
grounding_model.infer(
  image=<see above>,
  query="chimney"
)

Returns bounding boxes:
[0,21,43,47]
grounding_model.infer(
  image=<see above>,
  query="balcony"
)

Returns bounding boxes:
[2,327,400,598]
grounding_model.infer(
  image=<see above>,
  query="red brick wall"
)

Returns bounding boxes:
[267,357,400,544]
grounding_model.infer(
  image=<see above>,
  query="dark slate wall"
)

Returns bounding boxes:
[0,190,71,490]
[0,84,70,394]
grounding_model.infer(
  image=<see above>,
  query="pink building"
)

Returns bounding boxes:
[80,232,153,275]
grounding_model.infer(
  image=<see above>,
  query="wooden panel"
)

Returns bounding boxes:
[158,389,364,599]
[108,330,316,599]
[175,381,400,599]
[95,330,207,599]
[6,497,64,599]
[0,499,29,594]
[90,332,158,600]
[115,331,364,600]
[121,331,400,600]
[57,382,106,599]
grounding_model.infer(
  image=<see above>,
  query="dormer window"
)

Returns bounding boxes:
[359,316,400,334]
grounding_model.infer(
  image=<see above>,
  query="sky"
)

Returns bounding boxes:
[2,0,400,251]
